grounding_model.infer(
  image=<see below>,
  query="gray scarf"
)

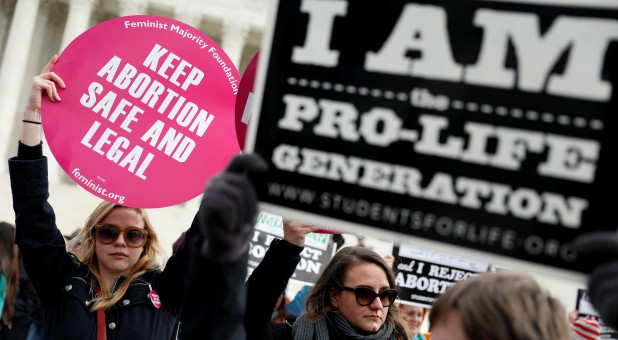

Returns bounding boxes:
[292,311,397,340]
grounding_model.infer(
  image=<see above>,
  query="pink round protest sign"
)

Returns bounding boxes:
[42,15,241,208]
[235,51,259,148]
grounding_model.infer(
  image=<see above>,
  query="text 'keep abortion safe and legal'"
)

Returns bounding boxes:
[78,43,214,180]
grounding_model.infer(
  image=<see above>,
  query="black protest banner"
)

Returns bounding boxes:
[245,0,618,272]
[247,212,335,286]
[576,289,618,339]
[393,244,488,307]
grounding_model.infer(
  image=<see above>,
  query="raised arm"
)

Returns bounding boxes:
[245,219,319,340]
[21,55,65,146]
[10,55,71,305]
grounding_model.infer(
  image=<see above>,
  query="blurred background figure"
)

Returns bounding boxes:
[399,303,428,340]
[356,235,366,247]
[0,222,42,340]
[286,285,310,318]
[62,229,81,243]
[429,271,571,340]
[576,231,618,331]
[63,228,82,252]
[383,254,395,269]
[571,317,601,340]
[271,290,291,324]
[569,310,601,340]
[332,234,345,252]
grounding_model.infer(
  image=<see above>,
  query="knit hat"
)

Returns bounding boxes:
[571,317,601,340]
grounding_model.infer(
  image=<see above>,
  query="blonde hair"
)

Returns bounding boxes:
[67,201,165,311]
[304,246,410,340]
[429,271,571,340]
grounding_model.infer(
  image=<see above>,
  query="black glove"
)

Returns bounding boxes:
[575,231,618,329]
[198,153,268,261]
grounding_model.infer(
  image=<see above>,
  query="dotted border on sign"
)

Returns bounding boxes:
[286,77,605,131]
[450,100,603,130]
[288,77,410,103]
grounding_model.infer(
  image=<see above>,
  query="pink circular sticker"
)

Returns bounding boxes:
[42,15,241,208]
[235,51,259,148]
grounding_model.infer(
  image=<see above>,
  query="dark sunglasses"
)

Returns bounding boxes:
[340,286,398,307]
[93,223,149,248]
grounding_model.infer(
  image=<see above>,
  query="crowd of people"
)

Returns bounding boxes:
[3,55,618,339]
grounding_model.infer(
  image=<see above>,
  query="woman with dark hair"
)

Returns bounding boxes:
[0,222,20,334]
[295,246,409,339]
[252,244,411,339]
[0,222,42,340]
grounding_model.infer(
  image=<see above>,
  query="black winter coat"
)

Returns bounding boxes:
[9,156,186,340]
[245,239,303,340]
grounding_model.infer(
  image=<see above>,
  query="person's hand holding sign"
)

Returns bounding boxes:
[22,55,65,147]
[282,219,320,248]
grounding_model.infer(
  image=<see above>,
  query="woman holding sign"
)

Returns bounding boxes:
[8,55,260,340]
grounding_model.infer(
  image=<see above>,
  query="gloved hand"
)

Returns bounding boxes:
[575,231,618,329]
[198,153,268,261]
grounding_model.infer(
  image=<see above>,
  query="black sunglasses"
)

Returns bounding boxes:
[340,286,398,307]
[94,223,149,248]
